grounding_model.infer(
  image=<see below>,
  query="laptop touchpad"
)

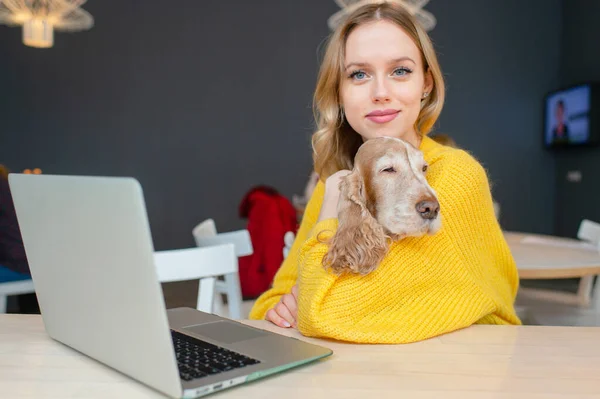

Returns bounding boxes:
[183,321,267,344]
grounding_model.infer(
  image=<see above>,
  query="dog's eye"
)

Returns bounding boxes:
[381,167,396,173]
[422,165,428,173]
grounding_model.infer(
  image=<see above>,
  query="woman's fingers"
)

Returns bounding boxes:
[266,308,291,328]
[274,300,296,327]
[265,290,299,329]
[281,293,298,325]
[266,301,294,328]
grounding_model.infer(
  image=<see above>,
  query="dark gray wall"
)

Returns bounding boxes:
[555,0,600,237]
[426,0,561,234]
[1,0,562,250]
[0,1,339,250]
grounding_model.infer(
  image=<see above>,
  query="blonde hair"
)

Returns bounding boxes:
[311,2,446,179]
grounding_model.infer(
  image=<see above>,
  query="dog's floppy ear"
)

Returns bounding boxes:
[322,169,388,275]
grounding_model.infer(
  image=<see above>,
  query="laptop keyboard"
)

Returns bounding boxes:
[171,330,261,381]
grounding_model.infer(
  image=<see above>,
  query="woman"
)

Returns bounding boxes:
[0,164,30,276]
[551,100,570,144]
[0,164,39,313]
[249,2,521,343]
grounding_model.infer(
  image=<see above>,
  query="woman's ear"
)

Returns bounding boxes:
[423,67,434,97]
[322,169,388,275]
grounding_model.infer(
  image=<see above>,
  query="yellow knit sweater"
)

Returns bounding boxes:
[249,136,521,343]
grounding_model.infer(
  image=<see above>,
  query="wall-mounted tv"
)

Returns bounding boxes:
[544,82,600,148]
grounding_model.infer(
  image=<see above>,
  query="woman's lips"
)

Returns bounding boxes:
[366,110,400,124]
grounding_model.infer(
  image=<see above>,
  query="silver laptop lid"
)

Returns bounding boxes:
[9,174,182,399]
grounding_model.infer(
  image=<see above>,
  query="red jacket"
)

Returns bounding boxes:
[238,186,297,299]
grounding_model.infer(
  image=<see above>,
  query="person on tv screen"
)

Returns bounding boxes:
[552,99,570,144]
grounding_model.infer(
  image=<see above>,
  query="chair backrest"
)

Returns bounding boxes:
[577,219,600,246]
[191,219,250,319]
[577,219,600,309]
[192,219,253,257]
[283,231,295,258]
[154,244,236,313]
[493,201,501,221]
[192,218,217,240]
[0,279,35,313]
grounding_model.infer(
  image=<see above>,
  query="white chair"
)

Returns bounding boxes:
[577,219,600,244]
[192,219,250,320]
[493,201,501,221]
[0,279,35,313]
[193,219,253,257]
[283,231,295,258]
[576,219,600,309]
[154,244,237,315]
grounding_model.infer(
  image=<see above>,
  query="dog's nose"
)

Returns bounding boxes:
[416,199,439,220]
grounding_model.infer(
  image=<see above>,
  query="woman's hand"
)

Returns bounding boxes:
[265,285,299,328]
[318,169,352,222]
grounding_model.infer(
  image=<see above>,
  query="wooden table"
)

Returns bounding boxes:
[505,231,600,307]
[505,232,600,279]
[2,314,600,398]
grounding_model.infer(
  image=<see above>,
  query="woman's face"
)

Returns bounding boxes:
[340,20,432,147]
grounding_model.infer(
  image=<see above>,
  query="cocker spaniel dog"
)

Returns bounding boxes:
[323,137,441,275]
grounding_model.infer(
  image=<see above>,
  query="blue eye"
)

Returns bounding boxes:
[349,70,367,81]
[392,67,412,76]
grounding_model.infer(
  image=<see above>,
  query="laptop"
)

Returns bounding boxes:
[8,173,332,399]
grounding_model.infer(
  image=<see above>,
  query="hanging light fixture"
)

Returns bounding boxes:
[328,0,436,32]
[0,0,93,48]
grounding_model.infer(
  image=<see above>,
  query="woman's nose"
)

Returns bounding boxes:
[372,79,391,103]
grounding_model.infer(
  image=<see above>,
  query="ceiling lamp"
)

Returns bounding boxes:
[328,0,436,32]
[0,0,93,48]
